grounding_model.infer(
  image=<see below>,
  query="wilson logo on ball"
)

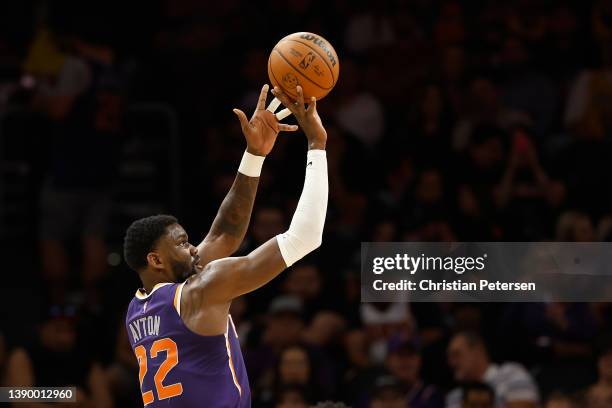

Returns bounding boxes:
[299,34,338,67]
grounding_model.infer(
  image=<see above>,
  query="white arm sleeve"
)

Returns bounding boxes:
[276,149,328,267]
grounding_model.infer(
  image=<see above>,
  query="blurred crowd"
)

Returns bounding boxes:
[1,0,612,406]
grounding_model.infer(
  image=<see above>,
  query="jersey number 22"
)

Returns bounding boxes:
[135,338,183,405]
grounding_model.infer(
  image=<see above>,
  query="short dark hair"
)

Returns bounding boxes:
[123,215,178,272]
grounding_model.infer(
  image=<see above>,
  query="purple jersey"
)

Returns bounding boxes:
[126,282,251,407]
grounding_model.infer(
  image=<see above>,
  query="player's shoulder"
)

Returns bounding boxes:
[127,282,183,315]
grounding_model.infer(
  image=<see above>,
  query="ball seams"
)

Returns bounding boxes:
[273,47,333,91]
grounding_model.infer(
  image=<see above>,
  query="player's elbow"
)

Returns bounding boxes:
[309,235,323,251]
[297,228,323,254]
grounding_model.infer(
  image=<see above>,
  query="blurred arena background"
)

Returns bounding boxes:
[1,0,612,407]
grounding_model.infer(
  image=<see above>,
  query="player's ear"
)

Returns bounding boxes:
[147,252,164,270]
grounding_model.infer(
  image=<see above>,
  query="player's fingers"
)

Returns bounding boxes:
[232,108,250,132]
[278,123,299,132]
[296,85,305,111]
[272,86,298,114]
[256,84,269,111]
[306,96,317,114]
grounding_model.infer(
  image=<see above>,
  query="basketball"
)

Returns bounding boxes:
[268,32,340,101]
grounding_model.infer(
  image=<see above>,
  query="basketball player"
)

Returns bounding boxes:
[123,85,328,407]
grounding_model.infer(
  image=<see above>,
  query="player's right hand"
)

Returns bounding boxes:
[272,85,327,150]
[233,84,299,157]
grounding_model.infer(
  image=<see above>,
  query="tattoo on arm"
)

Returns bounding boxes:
[209,173,259,241]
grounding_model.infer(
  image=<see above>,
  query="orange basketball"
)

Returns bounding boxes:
[268,32,340,101]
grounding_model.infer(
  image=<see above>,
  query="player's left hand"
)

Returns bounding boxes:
[233,84,298,156]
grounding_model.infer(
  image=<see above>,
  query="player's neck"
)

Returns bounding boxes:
[141,272,172,294]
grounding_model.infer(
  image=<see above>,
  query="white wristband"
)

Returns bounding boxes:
[238,150,265,177]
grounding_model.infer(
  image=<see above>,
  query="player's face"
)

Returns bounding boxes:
[161,224,202,281]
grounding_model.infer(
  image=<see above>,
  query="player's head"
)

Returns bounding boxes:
[448,331,490,381]
[123,215,201,283]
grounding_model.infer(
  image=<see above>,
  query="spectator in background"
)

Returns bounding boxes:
[335,59,385,148]
[434,2,465,48]
[465,125,506,176]
[397,83,454,170]
[5,304,112,406]
[343,2,395,55]
[498,36,558,137]
[282,264,324,319]
[552,119,612,221]
[301,311,346,350]
[546,3,581,79]
[243,206,287,313]
[106,321,140,406]
[281,266,347,353]
[461,382,495,408]
[342,328,373,406]
[31,29,124,306]
[369,375,406,408]
[556,211,596,241]
[257,341,335,405]
[402,167,457,241]
[385,340,444,408]
[454,125,505,223]
[453,183,496,240]
[565,61,612,139]
[249,296,307,402]
[376,156,415,214]
[439,45,468,118]
[565,0,612,140]
[506,0,549,42]
[342,304,414,407]
[585,342,612,408]
[272,345,328,403]
[453,77,532,152]
[361,303,414,364]
[275,384,310,408]
[446,331,539,408]
[586,385,612,408]
[545,392,575,408]
[494,128,565,239]
[249,206,286,249]
[497,299,597,392]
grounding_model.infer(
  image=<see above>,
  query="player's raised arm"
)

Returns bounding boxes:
[187,85,328,304]
[196,84,298,267]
